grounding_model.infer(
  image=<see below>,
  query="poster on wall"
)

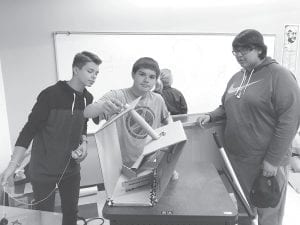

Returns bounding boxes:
[282,24,299,74]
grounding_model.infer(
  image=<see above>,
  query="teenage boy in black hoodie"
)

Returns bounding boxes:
[0,51,102,225]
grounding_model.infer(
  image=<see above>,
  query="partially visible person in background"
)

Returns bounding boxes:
[153,78,163,94]
[160,69,188,115]
[197,29,300,225]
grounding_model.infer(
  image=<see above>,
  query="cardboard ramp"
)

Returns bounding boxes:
[288,171,300,193]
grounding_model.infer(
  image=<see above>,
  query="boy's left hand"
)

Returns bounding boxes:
[74,142,88,163]
[262,160,278,177]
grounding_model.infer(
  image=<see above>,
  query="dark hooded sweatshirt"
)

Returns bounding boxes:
[161,85,188,115]
[209,57,300,167]
[15,81,93,182]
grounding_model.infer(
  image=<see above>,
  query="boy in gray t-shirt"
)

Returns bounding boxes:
[84,57,170,167]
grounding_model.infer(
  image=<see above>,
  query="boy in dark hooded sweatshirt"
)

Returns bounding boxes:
[0,51,102,225]
[197,29,300,225]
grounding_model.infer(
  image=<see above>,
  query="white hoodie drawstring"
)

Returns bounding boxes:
[72,93,87,115]
[242,69,254,95]
[235,69,254,98]
[71,93,75,115]
[235,70,247,97]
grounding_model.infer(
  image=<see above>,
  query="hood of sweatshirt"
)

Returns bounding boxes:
[250,57,277,73]
[58,80,89,115]
[226,57,277,99]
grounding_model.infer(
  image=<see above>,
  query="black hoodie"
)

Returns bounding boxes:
[16,81,93,181]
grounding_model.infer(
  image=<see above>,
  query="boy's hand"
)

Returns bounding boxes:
[262,160,278,177]
[0,165,16,186]
[196,114,211,128]
[101,98,124,115]
[73,142,88,163]
[171,170,179,181]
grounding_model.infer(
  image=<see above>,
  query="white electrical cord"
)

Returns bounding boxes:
[3,155,72,207]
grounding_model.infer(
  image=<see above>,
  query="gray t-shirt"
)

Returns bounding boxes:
[100,88,169,167]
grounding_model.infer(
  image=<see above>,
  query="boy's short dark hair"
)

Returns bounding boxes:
[132,57,160,78]
[72,51,102,69]
[232,29,267,59]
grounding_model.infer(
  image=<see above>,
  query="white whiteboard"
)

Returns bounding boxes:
[54,32,275,132]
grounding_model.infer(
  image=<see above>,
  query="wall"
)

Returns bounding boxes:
[0,59,12,172]
[0,0,300,161]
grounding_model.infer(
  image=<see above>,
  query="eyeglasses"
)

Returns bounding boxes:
[232,48,254,56]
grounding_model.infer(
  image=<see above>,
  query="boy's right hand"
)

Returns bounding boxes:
[0,165,16,187]
[101,98,124,115]
[196,114,211,128]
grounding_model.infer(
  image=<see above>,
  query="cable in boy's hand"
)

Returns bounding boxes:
[72,142,88,163]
